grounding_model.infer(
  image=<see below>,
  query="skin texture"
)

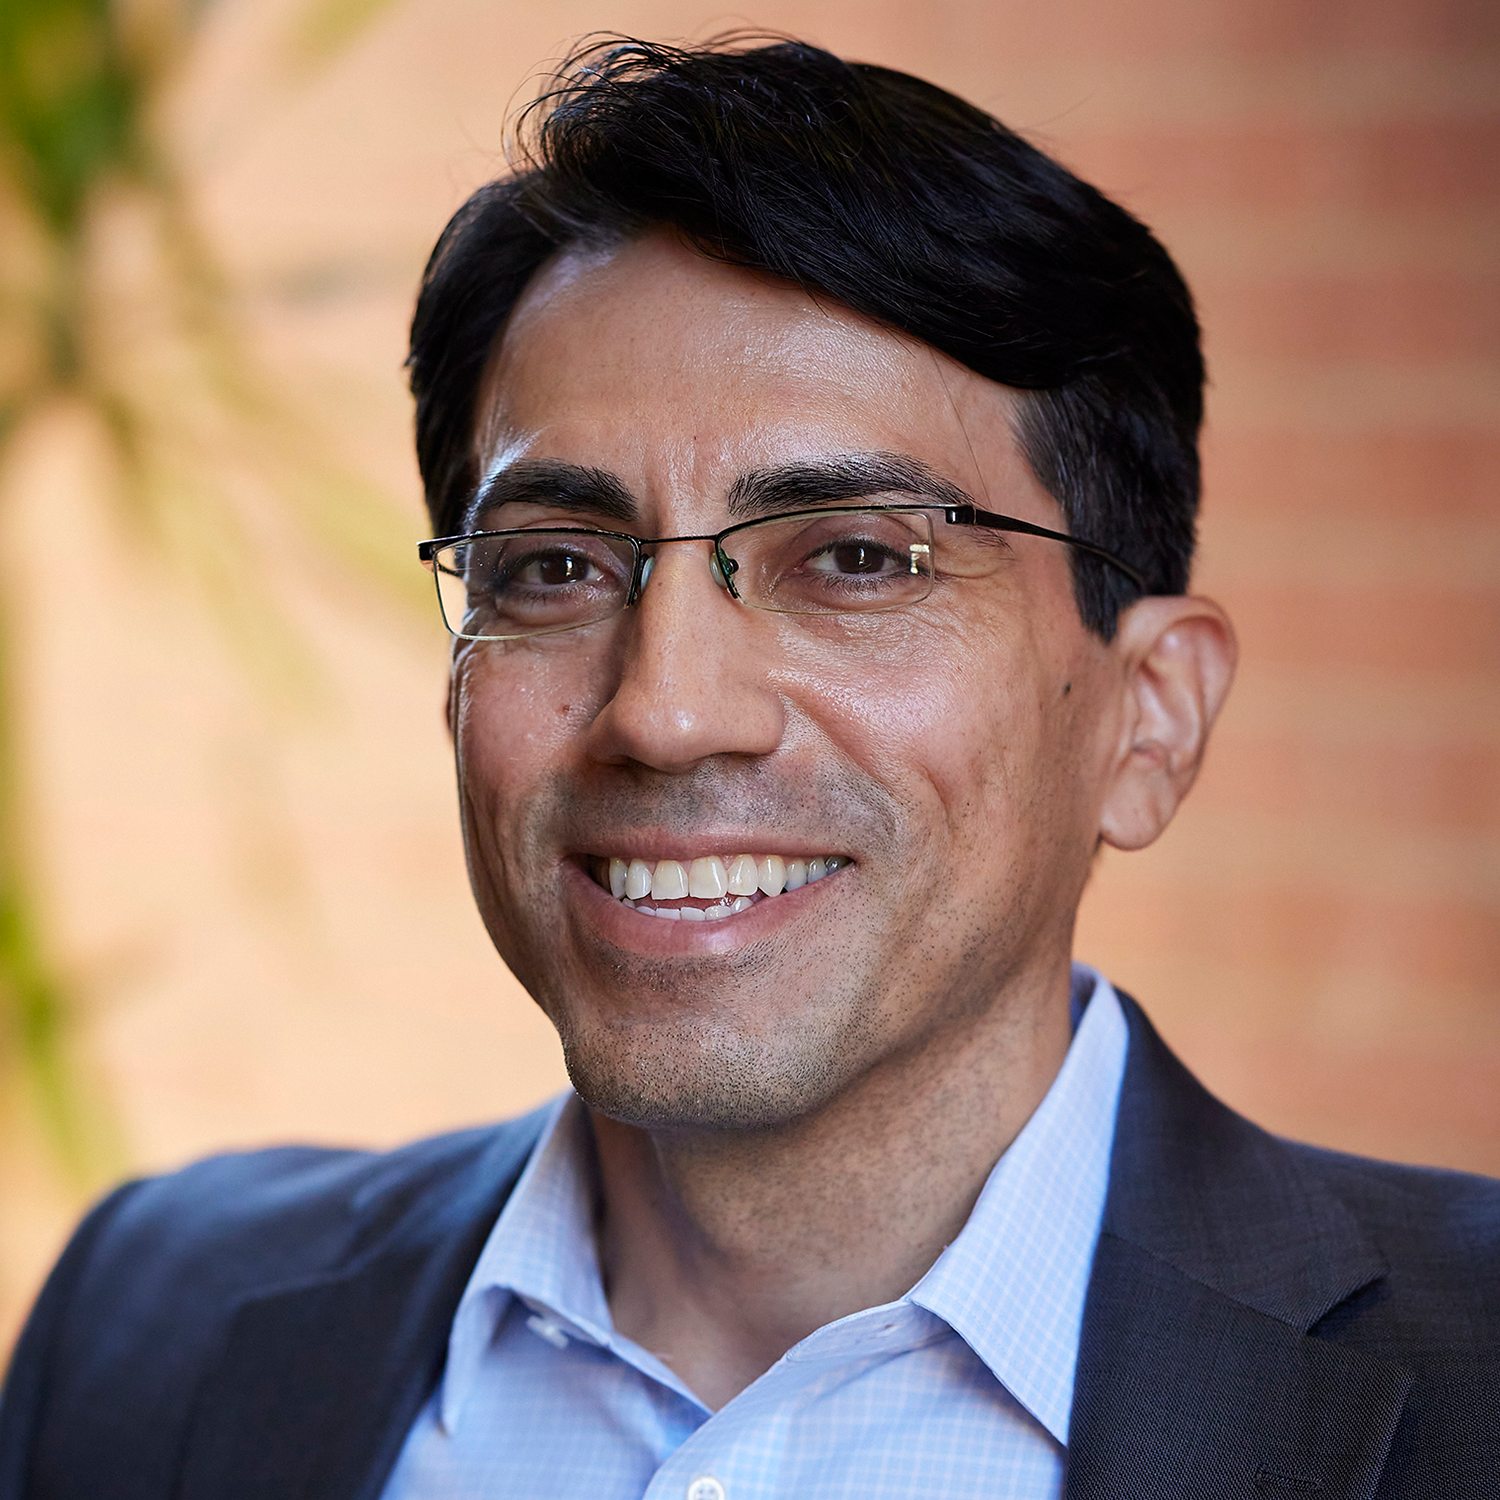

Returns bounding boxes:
[449,231,1237,1408]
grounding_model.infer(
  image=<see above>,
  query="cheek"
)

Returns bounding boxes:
[787,663,1057,987]
[777,611,1076,870]
[451,650,592,823]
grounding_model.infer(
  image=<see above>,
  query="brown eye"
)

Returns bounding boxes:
[720,507,934,616]
[830,541,894,575]
[536,552,588,585]
[828,540,894,573]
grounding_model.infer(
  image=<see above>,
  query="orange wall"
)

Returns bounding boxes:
[3,0,1497,1350]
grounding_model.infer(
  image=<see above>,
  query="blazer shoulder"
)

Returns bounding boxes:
[1,1111,548,1500]
[1109,992,1500,1330]
[77,1110,549,1303]
[1296,1137,1500,1218]
[1289,1139,1500,1301]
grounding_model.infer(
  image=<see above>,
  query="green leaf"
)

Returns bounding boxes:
[0,0,147,236]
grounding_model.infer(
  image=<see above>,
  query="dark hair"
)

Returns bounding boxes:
[408,36,1203,637]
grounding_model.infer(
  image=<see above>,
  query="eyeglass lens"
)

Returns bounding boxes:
[430,509,939,641]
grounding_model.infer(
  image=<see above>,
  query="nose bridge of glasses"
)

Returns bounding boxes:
[630,530,738,605]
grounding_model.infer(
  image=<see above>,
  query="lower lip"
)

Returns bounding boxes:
[564,860,842,953]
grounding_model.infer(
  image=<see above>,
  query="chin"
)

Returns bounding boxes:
[557,1012,868,1134]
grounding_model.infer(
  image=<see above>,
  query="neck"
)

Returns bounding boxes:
[591,964,1074,1409]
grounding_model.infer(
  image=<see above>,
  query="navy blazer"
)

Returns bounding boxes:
[3,995,1498,1498]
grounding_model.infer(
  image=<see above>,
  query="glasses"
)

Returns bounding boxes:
[417,502,1146,642]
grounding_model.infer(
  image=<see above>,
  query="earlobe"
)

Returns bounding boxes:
[1097,595,1237,852]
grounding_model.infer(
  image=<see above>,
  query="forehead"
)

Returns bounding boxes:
[474,232,1040,511]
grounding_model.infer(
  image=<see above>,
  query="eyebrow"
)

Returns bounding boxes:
[465,451,975,532]
[467,460,637,529]
[725,453,974,519]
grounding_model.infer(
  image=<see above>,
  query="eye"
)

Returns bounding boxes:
[814,539,902,576]
[515,548,600,587]
[718,508,935,617]
[480,533,630,610]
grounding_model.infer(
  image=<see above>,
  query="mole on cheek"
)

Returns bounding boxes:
[557,703,571,716]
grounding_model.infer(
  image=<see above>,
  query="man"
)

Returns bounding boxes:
[2,36,1496,1500]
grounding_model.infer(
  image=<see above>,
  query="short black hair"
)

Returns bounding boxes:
[408,36,1203,637]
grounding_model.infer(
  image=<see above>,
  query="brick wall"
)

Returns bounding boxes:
[1046,1,1500,1171]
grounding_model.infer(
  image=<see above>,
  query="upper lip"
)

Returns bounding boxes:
[577,841,849,861]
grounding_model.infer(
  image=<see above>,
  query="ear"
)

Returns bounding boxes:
[1097,595,1237,851]
[445,652,462,740]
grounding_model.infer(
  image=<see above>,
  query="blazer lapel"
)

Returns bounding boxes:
[1065,998,1412,1499]
[175,1117,545,1500]
[1066,1233,1410,1498]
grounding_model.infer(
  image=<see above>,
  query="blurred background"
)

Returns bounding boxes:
[1,0,1497,1353]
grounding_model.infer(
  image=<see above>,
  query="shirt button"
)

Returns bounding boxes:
[687,1479,726,1500]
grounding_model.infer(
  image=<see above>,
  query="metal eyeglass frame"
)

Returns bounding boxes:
[416,501,1147,617]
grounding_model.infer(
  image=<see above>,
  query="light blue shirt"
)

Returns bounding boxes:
[382,966,1128,1500]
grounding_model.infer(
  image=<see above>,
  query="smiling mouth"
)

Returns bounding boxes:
[588,852,850,922]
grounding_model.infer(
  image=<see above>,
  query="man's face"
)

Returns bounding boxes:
[452,232,1122,1132]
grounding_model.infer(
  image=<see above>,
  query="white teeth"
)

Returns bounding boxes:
[688,856,728,899]
[610,851,846,916]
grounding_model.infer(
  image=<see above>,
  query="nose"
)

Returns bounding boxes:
[583,539,785,772]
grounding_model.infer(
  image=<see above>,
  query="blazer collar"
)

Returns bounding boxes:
[176,1111,548,1500]
[1065,995,1411,1500]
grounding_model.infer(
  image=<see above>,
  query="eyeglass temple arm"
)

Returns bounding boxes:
[943,505,1148,593]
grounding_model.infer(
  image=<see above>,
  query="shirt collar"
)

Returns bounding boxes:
[438,964,1127,1444]
[908,966,1128,1444]
[438,1091,608,1431]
